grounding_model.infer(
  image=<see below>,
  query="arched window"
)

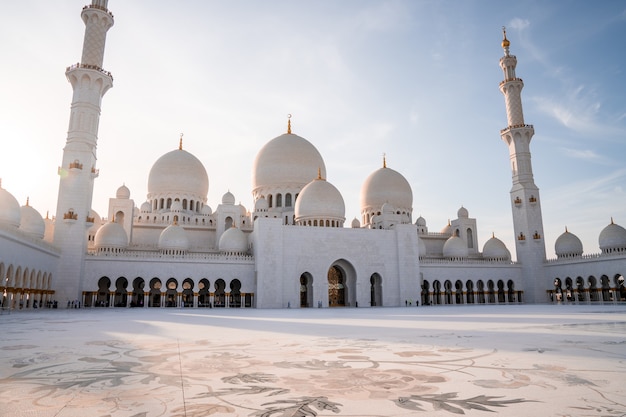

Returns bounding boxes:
[167,198,172,209]
[268,195,273,208]
[285,193,292,207]
[183,199,188,210]
[466,228,474,248]
[276,193,282,207]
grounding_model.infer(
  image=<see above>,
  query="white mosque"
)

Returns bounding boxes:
[0,1,624,311]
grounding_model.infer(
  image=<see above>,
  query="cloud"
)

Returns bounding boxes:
[560,148,602,161]
[509,18,530,31]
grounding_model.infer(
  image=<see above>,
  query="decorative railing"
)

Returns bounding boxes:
[86,249,254,262]
[545,251,626,263]
[82,4,114,19]
[500,124,534,134]
[419,257,519,265]
[66,63,113,80]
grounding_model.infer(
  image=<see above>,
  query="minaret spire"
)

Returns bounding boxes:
[53,1,115,305]
[498,30,546,303]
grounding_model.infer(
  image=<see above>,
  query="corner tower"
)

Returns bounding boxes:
[53,0,114,304]
[498,28,546,303]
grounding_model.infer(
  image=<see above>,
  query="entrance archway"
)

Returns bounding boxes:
[328,266,345,307]
[327,261,356,307]
[114,277,128,307]
[198,279,210,307]
[132,277,145,307]
[300,273,313,308]
[182,278,194,307]
[214,279,226,307]
[149,278,162,307]
[370,273,382,307]
[96,276,110,307]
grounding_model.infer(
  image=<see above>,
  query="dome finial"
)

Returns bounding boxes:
[492,232,495,238]
[501,26,510,53]
[317,166,322,180]
[565,225,568,233]
[611,217,614,225]
[26,196,30,206]
[179,133,183,150]
[287,114,292,134]
[383,152,387,168]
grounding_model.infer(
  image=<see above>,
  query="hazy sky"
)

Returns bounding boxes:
[1,0,625,259]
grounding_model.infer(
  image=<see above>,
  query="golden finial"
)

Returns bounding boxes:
[501,26,510,49]
[26,197,30,206]
[317,167,322,180]
[383,153,387,168]
[611,217,614,225]
[46,210,49,219]
[565,226,568,233]
[287,114,292,134]
[492,232,495,238]
[179,133,183,150]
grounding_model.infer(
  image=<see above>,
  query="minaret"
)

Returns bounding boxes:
[498,28,547,303]
[53,1,114,304]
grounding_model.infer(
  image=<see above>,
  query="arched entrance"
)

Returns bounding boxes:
[422,280,431,306]
[328,266,345,307]
[300,273,313,308]
[327,260,356,307]
[132,277,145,307]
[370,273,382,307]
[182,278,194,307]
[166,278,178,307]
[149,278,162,307]
[230,279,241,307]
[198,279,210,307]
[214,279,226,307]
[466,280,474,304]
[114,277,128,307]
[96,277,111,307]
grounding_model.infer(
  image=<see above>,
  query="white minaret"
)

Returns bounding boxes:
[53,1,114,304]
[499,28,547,303]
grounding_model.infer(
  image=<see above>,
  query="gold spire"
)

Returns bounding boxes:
[611,217,614,225]
[383,153,387,168]
[179,133,183,150]
[26,197,30,206]
[492,232,495,238]
[317,167,322,180]
[565,226,568,233]
[501,26,510,49]
[287,114,292,134]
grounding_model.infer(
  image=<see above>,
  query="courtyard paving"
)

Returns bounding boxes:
[0,304,624,416]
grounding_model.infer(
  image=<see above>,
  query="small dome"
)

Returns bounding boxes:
[483,235,511,260]
[201,205,212,215]
[238,203,247,216]
[218,226,248,254]
[360,164,412,217]
[443,235,468,258]
[158,223,189,252]
[294,177,345,224]
[94,222,128,249]
[148,147,209,199]
[222,191,235,205]
[382,202,395,214]
[554,229,583,258]
[116,184,130,199]
[0,184,21,228]
[140,201,152,213]
[415,216,426,227]
[19,203,45,239]
[599,220,626,253]
[457,206,469,218]
[441,221,452,234]
[351,217,360,228]
[255,197,269,211]
[252,132,326,193]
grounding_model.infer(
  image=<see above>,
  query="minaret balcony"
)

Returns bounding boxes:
[517,232,526,242]
[66,63,113,81]
[529,195,537,205]
[500,124,534,135]
[63,210,78,224]
[514,196,522,206]
[82,4,114,19]
[69,160,83,170]
[499,77,523,87]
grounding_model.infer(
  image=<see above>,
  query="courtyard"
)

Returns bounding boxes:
[0,304,624,416]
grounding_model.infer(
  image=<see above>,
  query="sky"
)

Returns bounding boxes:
[0,0,625,260]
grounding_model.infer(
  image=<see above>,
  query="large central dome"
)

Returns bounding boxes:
[148,148,209,198]
[252,132,326,193]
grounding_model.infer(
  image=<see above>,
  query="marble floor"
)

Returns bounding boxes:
[0,304,624,417]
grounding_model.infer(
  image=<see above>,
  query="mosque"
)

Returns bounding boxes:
[1,0,624,311]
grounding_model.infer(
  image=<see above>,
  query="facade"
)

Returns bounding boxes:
[1,1,625,311]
